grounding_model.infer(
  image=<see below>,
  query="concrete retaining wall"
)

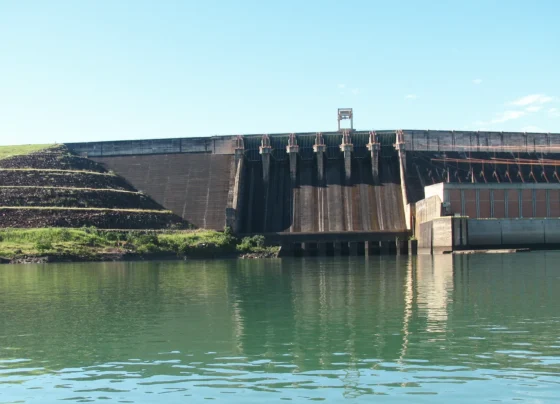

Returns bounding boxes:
[418,217,468,254]
[468,218,560,247]
[414,195,442,236]
[468,220,503,245]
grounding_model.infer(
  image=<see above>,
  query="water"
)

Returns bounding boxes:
[1,253,559,403]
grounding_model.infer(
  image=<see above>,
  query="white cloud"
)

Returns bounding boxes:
[509,94,555,106]
[472,79,482,85]
[475,110,526,126]
[338,84,346,89]
[520,125,544,132]
[405,94,418,100]
[549,108,560,118]
[351,88,360,95]
[525,106,542,113]
[490,110,526,124]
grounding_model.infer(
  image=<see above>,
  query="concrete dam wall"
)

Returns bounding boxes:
[91,153,233,230]
[240,155,405,233]
[68,132,408,234]
[66,128,560,246]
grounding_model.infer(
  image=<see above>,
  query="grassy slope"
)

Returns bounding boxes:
[0,228,278,260]
[0,144,54,160]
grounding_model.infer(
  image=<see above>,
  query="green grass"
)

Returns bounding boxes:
[0,206,172,213]
[0,228,112,258]
[0,186,141,194]
[0,144,54,160]
[0,168,115,175]
[0,228,279,260]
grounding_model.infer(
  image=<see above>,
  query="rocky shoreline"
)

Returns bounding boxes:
[1,247,279,265]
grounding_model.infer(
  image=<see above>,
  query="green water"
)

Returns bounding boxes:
[1,254,559,403]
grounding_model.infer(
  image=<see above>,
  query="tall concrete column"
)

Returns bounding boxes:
[234,135,245,168]
[286,133,299,183]
[313,132,326,182]
[227,136,245,233]
[367,131,380,184]
[395,130,410,230]
[340,130,353,181]
[395,130,407,183]
[259,135,272,183]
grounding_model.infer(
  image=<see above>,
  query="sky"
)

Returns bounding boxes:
[1,0,559,145]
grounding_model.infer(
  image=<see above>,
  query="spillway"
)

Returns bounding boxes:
[240,150,406,234]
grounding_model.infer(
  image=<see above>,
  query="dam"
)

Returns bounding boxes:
[66,110,560,255]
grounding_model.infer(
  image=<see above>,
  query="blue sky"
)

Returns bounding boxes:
[1,0,559,145]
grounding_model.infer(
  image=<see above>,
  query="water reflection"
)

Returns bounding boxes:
[1,253,559,402]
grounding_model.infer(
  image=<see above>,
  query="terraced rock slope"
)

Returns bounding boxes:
[0,145,189,229]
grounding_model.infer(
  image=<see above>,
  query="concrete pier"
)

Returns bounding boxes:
[259,135,272,183]
[367,131,380,184]
[340,130,353,181]
[286,133,299,183]
[313,133,326,182]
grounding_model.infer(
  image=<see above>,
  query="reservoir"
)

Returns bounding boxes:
[1,253,559,403]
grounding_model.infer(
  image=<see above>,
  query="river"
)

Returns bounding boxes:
[1,253,559,403]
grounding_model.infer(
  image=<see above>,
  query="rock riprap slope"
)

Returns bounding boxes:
[0,145,189,229]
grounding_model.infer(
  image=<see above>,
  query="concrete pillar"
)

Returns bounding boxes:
[234,135,245,168]
[286,133,299,183]
[334,242,342,256]
[349,242,358,256]
[394,130,410,231]
[259,135,272,183]
[340,131,353,181]
[364,241,371,256]
[395,132,407,179]
[367,131,380,184]
[227,156,245,233]
[408,240,418,255]
[313,132,326,182]
[380,241,390,255]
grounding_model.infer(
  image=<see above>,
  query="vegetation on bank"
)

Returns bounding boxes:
[0,228,279,262]
[0,144,54,160]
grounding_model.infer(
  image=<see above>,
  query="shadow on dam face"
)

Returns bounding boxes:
[240,154,406,234]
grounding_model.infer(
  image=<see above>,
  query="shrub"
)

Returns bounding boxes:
[136,243,160,254]
[237,235,266,252]
[35,240,53,252]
